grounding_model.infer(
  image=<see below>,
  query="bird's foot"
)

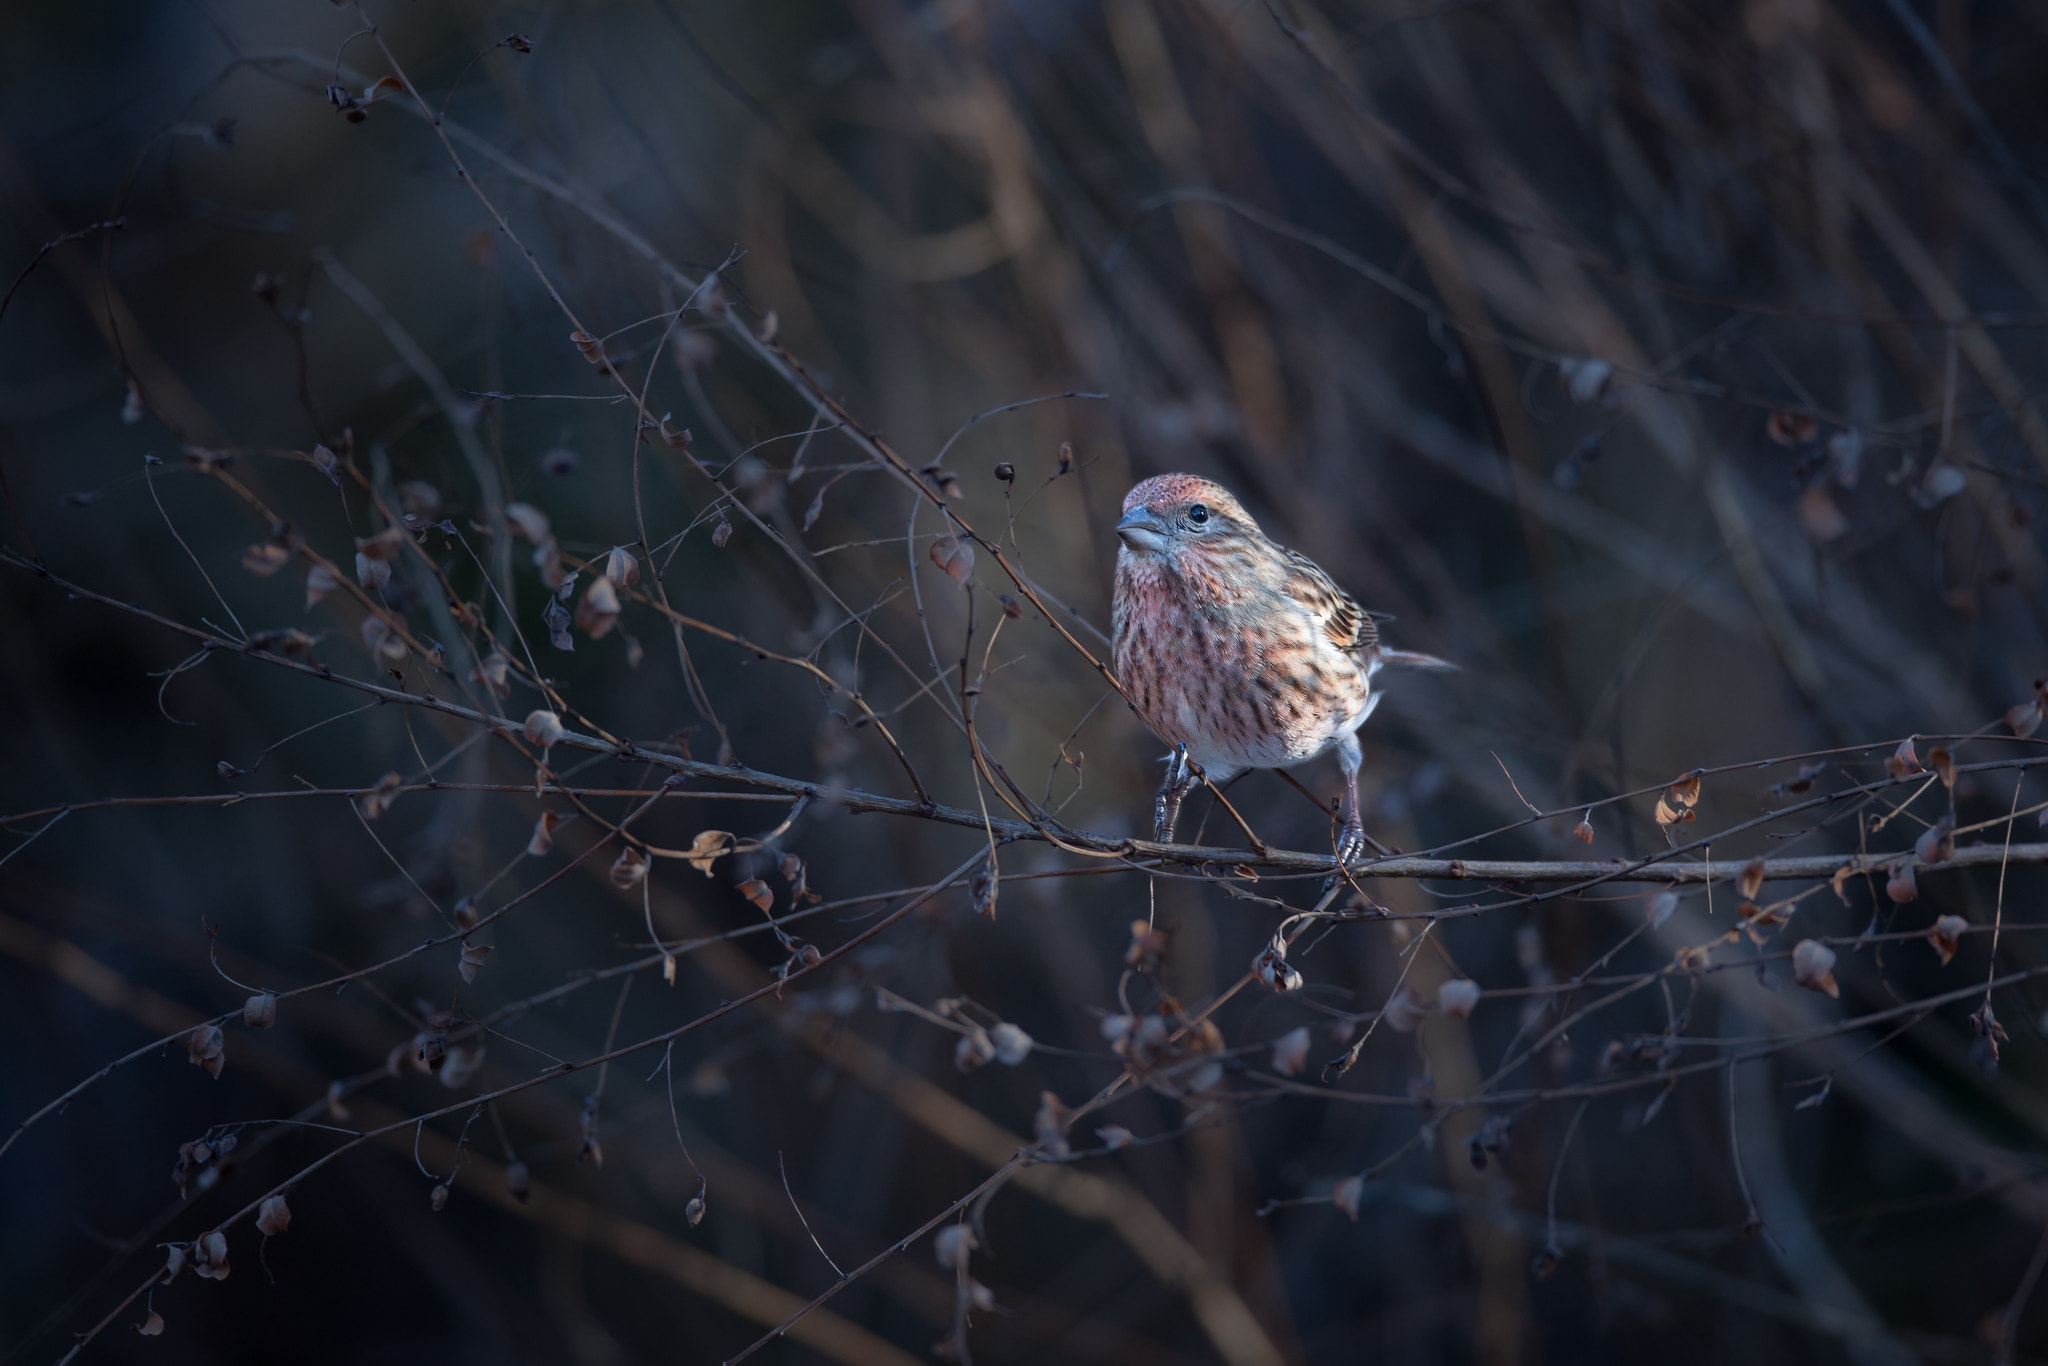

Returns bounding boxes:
[1323,817,1366,892]
[1153,785,1184,845]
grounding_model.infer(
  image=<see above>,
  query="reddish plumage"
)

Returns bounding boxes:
[1111,474,1446,862]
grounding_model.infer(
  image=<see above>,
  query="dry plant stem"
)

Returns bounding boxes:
[0,785,665,1163]
[53,850,985,1364]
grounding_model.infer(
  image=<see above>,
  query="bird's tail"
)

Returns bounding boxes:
[1377,648,1459,672]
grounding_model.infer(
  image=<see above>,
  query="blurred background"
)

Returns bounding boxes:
[7,0,2048,1362]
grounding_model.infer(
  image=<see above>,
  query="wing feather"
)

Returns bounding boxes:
[1280,548,1378,654]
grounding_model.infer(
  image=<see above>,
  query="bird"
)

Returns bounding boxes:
[1110,473,1450,865]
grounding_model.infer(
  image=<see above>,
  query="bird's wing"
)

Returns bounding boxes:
[1280,548,1378,653]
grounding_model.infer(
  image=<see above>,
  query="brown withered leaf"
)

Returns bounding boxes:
[358,771,404,820]
[1927,914,1968,965]
[1831,863,1856,903]
[1738,857,1766,901]
[738,878,772,912]
[1885,859,1918,904]
[304,562,339,610]
[527,810,560,856]
[242,543,291,576]
[1797,484,1850,541]
[1668,773,1702,807]
[1928,746,1955,788]
[683,830,733,876]
[1766,410,1820,446]
[609,847,649,888]
[1572,814,1593,844]
[1885,738,1922,779]
[928,535,974,585]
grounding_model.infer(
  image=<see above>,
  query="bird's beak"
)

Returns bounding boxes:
[1116,506,1170,553]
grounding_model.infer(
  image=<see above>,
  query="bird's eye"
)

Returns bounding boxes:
[1188,504,1209,525]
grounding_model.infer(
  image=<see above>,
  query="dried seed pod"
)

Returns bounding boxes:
[1096,1125,1134,1150]
[431,1182,450,1212]
[242,543,291,576]
[608,847,649,889]
[1252,942,1303,992]
[522,710,564,747]
[1437,979,1481,1019]
[256,1194,291,1236]
[186,1024,225,1079]
[1381,988,1429,1032]
[303,562,339,610]
[685,1194,705,1226]
[1915,815,1956,866]
[506,1161,531,1205]
[243,993,277,1029]
[934,1224,978,1270]
[738,878,773,912]
[928,535,974,585]
[1269,1026,1311,1077]
[953,1029,996,1072]
[1885,738,1922,779]
[989,1022,1033,1066]
[1032,1091,1073,1157]
[1572,813,1593,844]
[1738,857,1766,901]
[994,461,1015,482]
[711,517,733,548]
[1646,891,1678,928]
[135,1311,164,1337]
[1791,939,1839,997]
[1331,1175,1365,1221]
[458,943,492,984]
[604,546,640,588]
[1927,914,1968,965]
[1885,859,1918,904]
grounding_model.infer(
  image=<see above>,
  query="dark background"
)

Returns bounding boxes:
[7,1,2048,1363]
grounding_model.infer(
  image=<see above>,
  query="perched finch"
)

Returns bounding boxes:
[1111,474,1450,864]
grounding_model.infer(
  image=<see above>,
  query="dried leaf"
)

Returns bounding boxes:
[684,830,733,876]
[928,534,974,585]
[1667,773,1702,807]
[1332,1174,1365,1220]
[527,810,560,856]
[1572,814,1593,844]
[1646,891,1678,928]
[1032,1091,1072,1157]
[243,992,277,1029]
[359,770,404,820]
[1885,859,1918,904]
[504,503,551,543]
[186,1024,225,1078]
[1928,746,1955,789]
[522,710,564,747]
[934,1225,977,1270]
[1885,738,1923,779]
[1766,410,1819,446]
[738,878,772,912]
[1096,1125,1134,1150]
[1738,857,1766,901]
[1797,484,1850,541]
[458,943,492,984]
[2009,701,2043,738]
[362,73,406,103]
[1791,939,1839,997]
[1971,1001,2009,1062]
[242,543,291,576]
[135,1311,164,1337]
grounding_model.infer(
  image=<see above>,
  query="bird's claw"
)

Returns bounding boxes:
[1323,818,1366,891]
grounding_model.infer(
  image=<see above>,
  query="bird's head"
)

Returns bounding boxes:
[1115,474,1257,559]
